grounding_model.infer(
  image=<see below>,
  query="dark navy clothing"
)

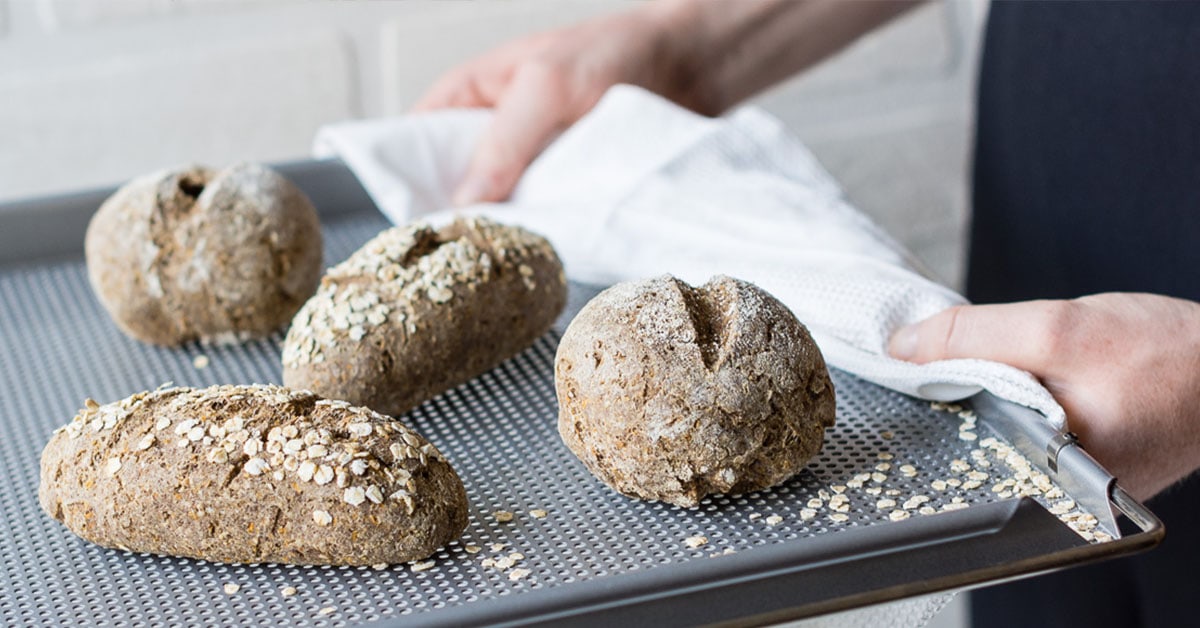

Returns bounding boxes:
[969,1,1200,304]
[969,3,1200,627]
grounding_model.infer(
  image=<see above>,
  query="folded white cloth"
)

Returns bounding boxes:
[314,85,1066,428]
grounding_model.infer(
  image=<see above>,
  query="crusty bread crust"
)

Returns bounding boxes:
[282,216,566,417]
[556,275,836,507]
[85,163,323,346]
[39,384,468,566]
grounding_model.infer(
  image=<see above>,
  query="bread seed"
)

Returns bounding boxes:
[297,461,316,482]
[281,586,297,597]
[313,510,332,526]
[685,535,708,548]
[411,560,435,572]
[223,583,239,595]
[493,510,515,523]
[103,457,122,477]
[193,355,210,369]
[343,486,366,506]
[529,509,548,519]
[313,465,334,485]
[244,457,269,476]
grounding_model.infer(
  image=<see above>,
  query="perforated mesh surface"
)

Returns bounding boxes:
[0,209,1096,627]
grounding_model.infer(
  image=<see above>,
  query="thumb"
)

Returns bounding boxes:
[887,301,1069,374]
[452,65,571,206]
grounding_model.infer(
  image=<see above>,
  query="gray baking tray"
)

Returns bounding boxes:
[0,160,1162,627]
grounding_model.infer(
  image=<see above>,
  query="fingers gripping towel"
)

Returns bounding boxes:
[314,85,1067,428]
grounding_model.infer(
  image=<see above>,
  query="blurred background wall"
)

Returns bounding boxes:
[0,0,985,286]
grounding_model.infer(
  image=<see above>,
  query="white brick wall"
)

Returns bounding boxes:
[0,0,986,290]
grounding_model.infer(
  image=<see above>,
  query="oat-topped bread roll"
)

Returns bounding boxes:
[283,216,566,417]
[39,384,468,566]
[85,163,323,346]
[556,275,836,507]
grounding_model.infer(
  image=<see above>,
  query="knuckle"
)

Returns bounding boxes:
[518,57,566,86]
[939,305,969,360]
[515,57,574,101]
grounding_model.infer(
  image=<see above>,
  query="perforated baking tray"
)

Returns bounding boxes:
[0,160,1161,627]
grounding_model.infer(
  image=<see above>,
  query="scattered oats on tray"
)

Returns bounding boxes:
[508,568,532,582]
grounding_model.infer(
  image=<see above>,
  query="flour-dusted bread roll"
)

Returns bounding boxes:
[39,385,468,566]
[85,163,323,346]
[282,216,566,417]
[555,275,836,507]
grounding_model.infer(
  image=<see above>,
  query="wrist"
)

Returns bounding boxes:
[629,0,726,114]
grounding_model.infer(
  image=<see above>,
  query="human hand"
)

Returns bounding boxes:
[888,293,1200,501]
[412,3,707,206]
[414,0,919,206]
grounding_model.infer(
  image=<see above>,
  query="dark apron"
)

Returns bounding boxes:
[970,2,1200,626]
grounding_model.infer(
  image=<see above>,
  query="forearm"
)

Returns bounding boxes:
[646,0,923,114]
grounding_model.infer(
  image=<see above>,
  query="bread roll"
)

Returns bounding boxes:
[39,384,468,566]
[282,216,566,417]
[555,275,836,507]
[85,163,323,346]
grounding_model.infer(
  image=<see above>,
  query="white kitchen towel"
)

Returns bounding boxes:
[314,85,1066,428]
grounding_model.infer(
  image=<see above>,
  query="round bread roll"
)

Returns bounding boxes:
[85,163,323,346]
[555,275,836,507]
[39,384,468,566]
[282,216,566,417]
